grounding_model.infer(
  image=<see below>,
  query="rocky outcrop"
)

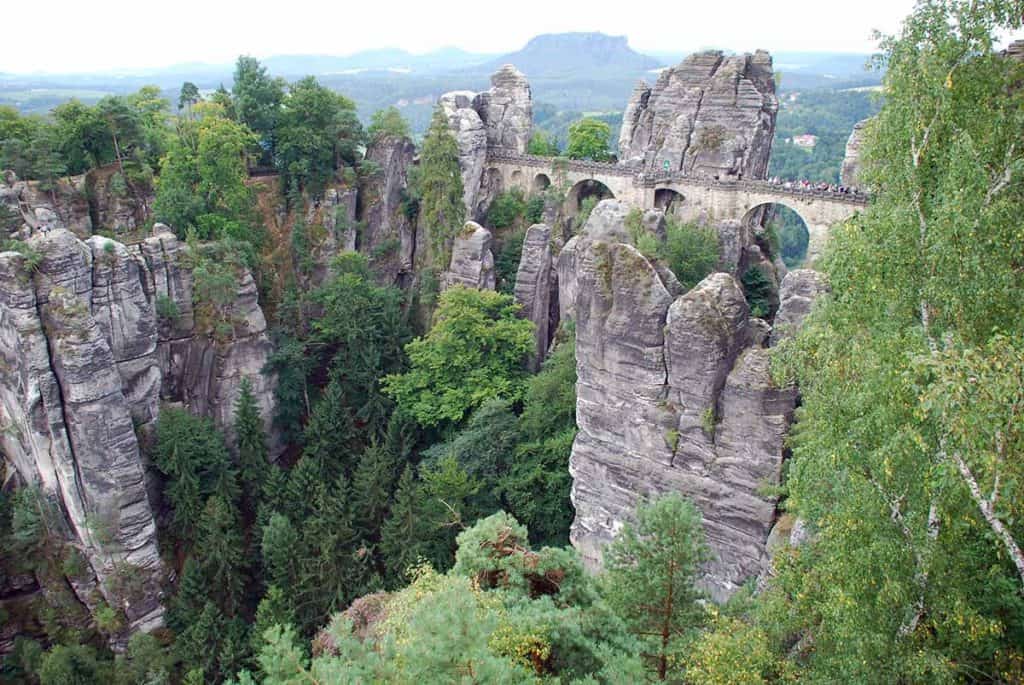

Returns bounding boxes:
[564,200,797,601]
[513,223,556,368]
[358,136,417,286]
[439,65,534,220]
[0,225,278,640]
[770,269,829,346]
[442,221,496,291]
[473,65,533,153]
[1,173,92,238]
[618,50,778,179]
[840,118,871,188]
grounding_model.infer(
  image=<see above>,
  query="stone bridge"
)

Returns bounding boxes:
[484,151,869,261]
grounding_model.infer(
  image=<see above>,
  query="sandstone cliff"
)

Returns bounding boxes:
[0,225,277,639]
[358,136,418,286]
[441,221,496,291]
[840,118,872,188]
[440,65,533,220]
[561,200,798,600]
[618,50,778,179]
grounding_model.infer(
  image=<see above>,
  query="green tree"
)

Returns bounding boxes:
[367,106,411,141]
[418,106,465,262]
[194,495,246,616]
[234,378,269,506]
[350,443,398,543]
[527,130,559,156]
[765,2,1024,680]
[178,81,201,118]
[603,494,710,681]
[232,56,285,158]
[383,286,534,429]
[565,118,612,161]
[379,466,434,585]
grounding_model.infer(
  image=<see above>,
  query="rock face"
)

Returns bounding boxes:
[473,65,533,153]
[439,65,534,219]
[770,269,829,346]
[1,173,92,238]
[840,118,871,187]
[513,223,557,368]
[442,221,496,291]
[0,226,278,639]
[358,135,417,286]
[563,199,797,600]
[618,50,778,179]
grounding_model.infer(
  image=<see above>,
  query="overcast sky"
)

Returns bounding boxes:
[2,0,920,74]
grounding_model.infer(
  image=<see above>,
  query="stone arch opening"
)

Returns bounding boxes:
[511,170,524,190]
[741,202,810,268]
[654,188,685,214]
[532,173,551,193]
[567,179,614,213]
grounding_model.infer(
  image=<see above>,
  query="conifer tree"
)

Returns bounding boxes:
[379,466,430,586]
[234,378,269,508]
[351,443,397,543]
[195,496,246,617]
[418,106,464,263]
[251,586,296,658]
[260,513,301,591]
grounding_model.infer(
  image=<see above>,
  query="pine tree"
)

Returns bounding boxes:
[234,378,269,507]
[260,513,301,590]
[379,466,432,586]
[167,557,207,635]
[301,376,358,478]
[195,496,246,617]
[175,601,224,681]
[251,585,297,658]
[351,443,397,543]
[418,106,465,263]
[603,494,709,681]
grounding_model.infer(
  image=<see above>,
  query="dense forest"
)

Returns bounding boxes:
[3,0,1024,682]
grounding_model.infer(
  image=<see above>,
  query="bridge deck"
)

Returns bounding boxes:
[486,151,869,205]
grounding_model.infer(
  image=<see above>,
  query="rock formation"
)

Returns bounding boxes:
[562,199,798,601]
[442,221,496,291]
[358,135,417,286]
[513,223,557,367]
[0,225,278,638]
[840,118,871,188]
[770,269,829,346]
[618,50,778,179]
[440,65,533,220]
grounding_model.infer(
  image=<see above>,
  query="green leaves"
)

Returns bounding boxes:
[565,117,613,162]
[419,106,465,262]
[383,286,534,429]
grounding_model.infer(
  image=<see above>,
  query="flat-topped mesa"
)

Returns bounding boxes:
[0,225,279,642]
[618,50,778,179]
[562,199,819,601]
[439,65,534,220]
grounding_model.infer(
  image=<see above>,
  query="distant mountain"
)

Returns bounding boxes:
[483,33,663,78]
[262,47,495,76]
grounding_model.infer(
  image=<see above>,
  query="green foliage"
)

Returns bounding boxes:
[770,205,809,267]
[275,76,364,197]
[232,56,285,158]
[195,496,246,616]
[763,2,1024,681]
[485,188,527,229]
[37,645,105,685]
[740,266,773,319]
[233,378,269,505]
[683,616,786,685]
[418,106,465,262]
[367,106,411,141]
[565,118,612,161]
[383,286,534,429]
[527,130,560,156]
[656,218,720,291]
[603,493,710,681]
[494,227,526,295]
[152,407,238,542]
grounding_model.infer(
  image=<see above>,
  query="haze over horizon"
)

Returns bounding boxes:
[2,0,918,74]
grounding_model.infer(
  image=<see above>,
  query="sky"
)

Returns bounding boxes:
[1,0,921,74]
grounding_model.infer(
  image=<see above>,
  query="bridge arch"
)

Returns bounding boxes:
[532,172,551,194]
[654,188,685,215]
[510,169,524,189]
[741,201,811,267]
[567,178,615,212]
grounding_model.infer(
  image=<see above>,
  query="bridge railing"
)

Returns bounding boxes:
[486,150,870,204]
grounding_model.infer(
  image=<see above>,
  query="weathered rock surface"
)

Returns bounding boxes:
[440,65,534,219]
[0,225,278,639]
[442,221,496,291]
[770,269,829,346]
[840,118,871,188]
[439,91,489,219]
[618,50,778,179]
[1,172,92,237]
[564,199,798,600]
[513,223,556,368]
[358,135,417,286]
[473,65,533,153]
